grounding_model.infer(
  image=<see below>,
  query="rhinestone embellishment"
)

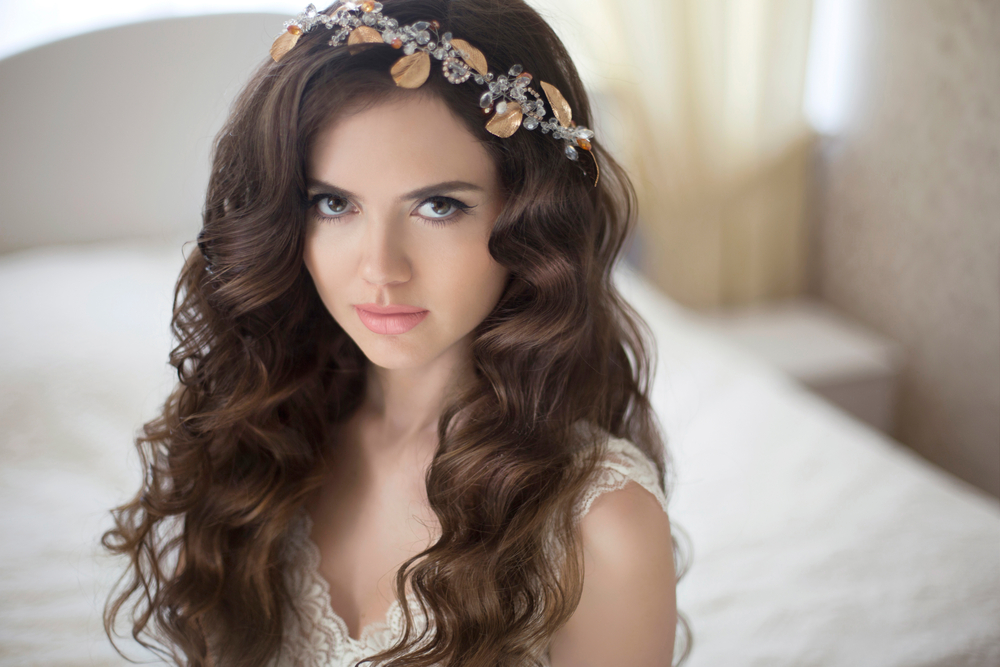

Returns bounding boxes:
[442,56,472,84]
[272,2,599,185]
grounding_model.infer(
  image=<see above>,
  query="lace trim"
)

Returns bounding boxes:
[277,511,433,666]
[572,436,669,525]
[277,436,665,666]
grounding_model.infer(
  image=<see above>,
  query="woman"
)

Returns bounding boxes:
[103,0,691,665]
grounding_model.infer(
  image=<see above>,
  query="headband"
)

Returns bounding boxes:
[270,1,599,186]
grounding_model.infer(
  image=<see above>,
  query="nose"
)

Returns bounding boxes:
[359,211,412,288]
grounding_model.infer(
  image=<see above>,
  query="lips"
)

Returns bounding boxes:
[355,303,427,315]
[354,304,428,335]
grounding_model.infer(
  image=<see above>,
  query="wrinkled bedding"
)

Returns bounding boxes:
[1,239,997,666]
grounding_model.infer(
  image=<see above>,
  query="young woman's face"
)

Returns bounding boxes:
[303,92,509,371]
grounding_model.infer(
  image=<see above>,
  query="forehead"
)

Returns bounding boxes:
[307,92,498,194]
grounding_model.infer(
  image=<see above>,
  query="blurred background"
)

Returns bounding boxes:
[2,0,995,498]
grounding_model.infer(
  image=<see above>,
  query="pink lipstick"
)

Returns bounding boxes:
[354,303,428,335]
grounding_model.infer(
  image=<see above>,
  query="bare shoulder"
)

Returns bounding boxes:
[547,479,677,667]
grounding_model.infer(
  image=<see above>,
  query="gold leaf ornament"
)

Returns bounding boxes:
[391,51,431,88]
[540,81,573,128]
[347,26,382,54]
[486,104,523,138]
[270,26,302,62]
[449,38,488,76]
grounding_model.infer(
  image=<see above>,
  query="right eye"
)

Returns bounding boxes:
[312,195,352,219]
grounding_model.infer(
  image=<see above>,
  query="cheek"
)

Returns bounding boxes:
[303,229,348,312]
[424,235,507,314]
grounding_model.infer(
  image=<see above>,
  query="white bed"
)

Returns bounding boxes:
[1,13,998,667]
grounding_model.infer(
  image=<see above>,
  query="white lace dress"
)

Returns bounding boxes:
[273,435,670,667]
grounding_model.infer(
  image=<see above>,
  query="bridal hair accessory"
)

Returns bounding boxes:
[270,1,599,186]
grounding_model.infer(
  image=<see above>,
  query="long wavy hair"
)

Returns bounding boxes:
[102,0,691,665]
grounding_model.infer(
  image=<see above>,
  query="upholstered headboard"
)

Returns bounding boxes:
[0,13,286,254]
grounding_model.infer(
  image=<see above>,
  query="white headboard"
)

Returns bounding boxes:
[0,13,286,254]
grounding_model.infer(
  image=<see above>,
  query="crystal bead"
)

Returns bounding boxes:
[386,18,398,28]
[565,145,579,160]
[523,116,539,130]
[488,82,500,93]
[383,30,395,43]
[479,91,493,108]
[508,64,523,76]
[403,41,417,54]
[433,47,448,58]
[441,31,452,43]
[443,57,471,84]
[305,4,317,18]
[416,30,430,44]
[474,74,484,84]
[496,100,508,114]
[414,21,430,30]
[362,11,376,24]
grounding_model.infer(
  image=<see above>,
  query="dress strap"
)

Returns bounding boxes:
[572,436,669,525]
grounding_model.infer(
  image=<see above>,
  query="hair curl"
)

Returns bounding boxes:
[102,0,692,665]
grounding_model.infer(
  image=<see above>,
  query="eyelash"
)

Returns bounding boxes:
[307,194,474,227]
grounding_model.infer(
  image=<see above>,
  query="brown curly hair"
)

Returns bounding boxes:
[102,0,692,665]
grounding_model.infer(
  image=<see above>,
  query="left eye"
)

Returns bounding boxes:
[416,197,467,220]
[313,195,352,218]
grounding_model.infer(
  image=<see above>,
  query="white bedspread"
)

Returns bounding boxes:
[1,239,998,666]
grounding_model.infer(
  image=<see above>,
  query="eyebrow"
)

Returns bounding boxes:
[305,179,485,202]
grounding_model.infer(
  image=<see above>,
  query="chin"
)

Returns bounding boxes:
[361,350,429,371]
[350,331,435,370]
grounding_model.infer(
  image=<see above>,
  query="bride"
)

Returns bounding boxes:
[103,0,689,665]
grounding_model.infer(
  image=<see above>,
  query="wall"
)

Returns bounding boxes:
[809,0,1000,497]
[0,14,285,254]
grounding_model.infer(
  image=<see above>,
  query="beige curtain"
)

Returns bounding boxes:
[534,0,817,308]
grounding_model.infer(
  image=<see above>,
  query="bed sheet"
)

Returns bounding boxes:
[1,239,997,666]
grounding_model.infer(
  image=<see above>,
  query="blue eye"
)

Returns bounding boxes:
[416,196,473,223]
[307,193,474,225]
[314,195,351,218]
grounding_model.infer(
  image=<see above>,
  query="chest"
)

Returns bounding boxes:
[305,432,440,642]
